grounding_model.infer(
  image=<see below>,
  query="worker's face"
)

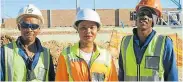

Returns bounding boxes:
[136,9,153,31]
[78,20,98,43]
[18,17,41,43]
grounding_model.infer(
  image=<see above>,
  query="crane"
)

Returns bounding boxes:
[170,0,182,10]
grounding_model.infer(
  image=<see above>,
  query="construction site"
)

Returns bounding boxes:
[0,0,183,81]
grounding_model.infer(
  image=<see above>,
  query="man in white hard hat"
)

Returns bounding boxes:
[0,4,55,81]
[55,8,118,81]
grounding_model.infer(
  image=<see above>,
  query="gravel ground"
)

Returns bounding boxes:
[1,27,182,81]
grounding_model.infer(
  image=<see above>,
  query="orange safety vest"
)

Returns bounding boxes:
[55,42,118,81]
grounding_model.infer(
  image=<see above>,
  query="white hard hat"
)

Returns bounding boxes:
[16,4,44,24]
[74,8,101,30]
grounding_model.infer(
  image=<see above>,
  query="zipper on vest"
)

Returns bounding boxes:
[87,61,91,81]
[79,51,92,81]
[81,58,91,81]
[137,64,140,81]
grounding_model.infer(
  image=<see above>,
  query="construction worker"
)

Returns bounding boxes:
[55,8,118,81]
[0,4,55,81]
[118,0,178,81]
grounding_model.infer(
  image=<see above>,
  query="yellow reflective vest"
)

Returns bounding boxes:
[3,41,50,81]
[120,34,166,81]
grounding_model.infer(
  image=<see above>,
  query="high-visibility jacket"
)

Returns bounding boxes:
[3,41,50,81]
[120,34,166,81]
[55,42,118,81]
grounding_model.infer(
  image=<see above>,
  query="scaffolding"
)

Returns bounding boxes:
[157,11,182,27]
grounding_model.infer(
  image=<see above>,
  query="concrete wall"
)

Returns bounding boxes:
[97,9,116,26]
[51,10,76,27]
[41,10,48,28]
[3,18,16,28]
[119,9,135,27]
[2,8,177,28]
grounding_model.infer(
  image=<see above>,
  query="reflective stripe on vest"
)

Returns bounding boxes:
[121,35,166,81]
[66,47,74,81]
[4,41,50,81]
[42,47,50,81]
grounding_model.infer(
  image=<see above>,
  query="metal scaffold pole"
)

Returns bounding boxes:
[94,0,96,11]
[76,0,80,14]
[1,0,3,24]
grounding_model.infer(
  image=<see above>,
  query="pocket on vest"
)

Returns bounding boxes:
[37,67,47,80]
[145,56,160,70]
[91,72,105,81]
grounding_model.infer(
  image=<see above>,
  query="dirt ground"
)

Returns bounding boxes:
[1,27,182,81]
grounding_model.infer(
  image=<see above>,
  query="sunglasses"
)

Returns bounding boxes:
[19,22,40,30]
[137,10,153,18]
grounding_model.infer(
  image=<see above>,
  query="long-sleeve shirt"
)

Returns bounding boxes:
[0,37,55,81]
[118,28,178,81]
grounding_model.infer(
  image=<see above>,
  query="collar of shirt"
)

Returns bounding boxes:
[16,36,44,70]
[132,28,156,49]
[79,50,93,65]
[16,36,44,52]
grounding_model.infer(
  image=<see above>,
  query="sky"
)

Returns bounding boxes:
[0,0,182,19]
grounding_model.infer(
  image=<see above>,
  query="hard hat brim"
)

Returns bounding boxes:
[73,20,101,31]
[16,14,44,24]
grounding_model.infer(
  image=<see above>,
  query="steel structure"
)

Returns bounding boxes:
[170,0,182,10]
